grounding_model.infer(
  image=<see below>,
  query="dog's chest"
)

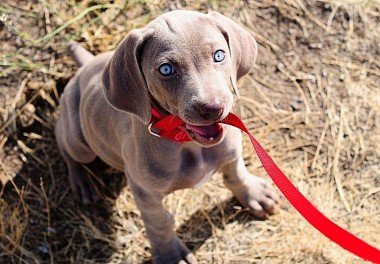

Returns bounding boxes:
[177,148,208,183]
[136,127,242,192]
[179,148,217,187]
[171,142,237,189]
[178,147,223,173]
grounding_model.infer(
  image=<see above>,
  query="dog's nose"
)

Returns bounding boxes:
[195,101,224,121]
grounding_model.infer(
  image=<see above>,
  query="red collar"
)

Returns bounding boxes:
[147,107,380,262]
[148,107,191,142]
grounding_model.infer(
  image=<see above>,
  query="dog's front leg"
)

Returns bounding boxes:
[129,180,198,264]
[222,157,279,219]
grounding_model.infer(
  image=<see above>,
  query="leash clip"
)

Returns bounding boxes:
[147,122,161,138]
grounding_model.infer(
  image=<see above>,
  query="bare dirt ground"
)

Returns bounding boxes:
[0,0,379,263]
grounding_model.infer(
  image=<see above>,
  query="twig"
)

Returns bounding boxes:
[332,108,351,212]
[40,179,54,264]
[0,6,37,18]
[296,0,329,31]
[322,58,380,76]
[311,118,329,170]
[326,4,340,32]
[17,140,46,167]
[40,0,52,35]
[11,75,31,110]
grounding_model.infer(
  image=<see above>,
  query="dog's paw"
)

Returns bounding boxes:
[68,166,100,205]
[234,175,279,219]
[152,236,197,264]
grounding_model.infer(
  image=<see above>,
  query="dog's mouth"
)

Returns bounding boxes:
[183,123,224,146]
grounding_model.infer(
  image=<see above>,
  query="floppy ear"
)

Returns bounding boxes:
[102,28,154,124]
[208,12,258,89]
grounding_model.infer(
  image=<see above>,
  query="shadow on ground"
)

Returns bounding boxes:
[1,88,260,262]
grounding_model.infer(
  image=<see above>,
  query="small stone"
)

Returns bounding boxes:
[0,14,8,32]
[38,245,49,254]
[19,103,36,127]
[47,227,57,234]
[291,98,303,111]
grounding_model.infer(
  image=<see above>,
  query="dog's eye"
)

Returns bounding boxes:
[159,63,175,76]
[213,50,225,62]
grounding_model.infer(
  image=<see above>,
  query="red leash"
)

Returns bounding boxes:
[149,109,380,263]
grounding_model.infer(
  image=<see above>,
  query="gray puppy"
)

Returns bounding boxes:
[55,10,279,264]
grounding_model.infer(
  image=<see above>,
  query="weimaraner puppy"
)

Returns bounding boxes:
[55,10,279,263]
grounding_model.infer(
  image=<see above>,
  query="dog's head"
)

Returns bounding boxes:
[103,10,257,146]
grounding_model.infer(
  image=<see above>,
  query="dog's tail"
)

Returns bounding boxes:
[67,41,95,67]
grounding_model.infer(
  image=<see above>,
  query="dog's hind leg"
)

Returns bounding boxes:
[55,77,98,204]
[57,145,100,204]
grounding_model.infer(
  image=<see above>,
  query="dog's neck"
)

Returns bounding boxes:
[149,94,170,117]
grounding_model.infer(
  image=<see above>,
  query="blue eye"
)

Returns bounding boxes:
[213,50,225,62]
[159,63,175,76]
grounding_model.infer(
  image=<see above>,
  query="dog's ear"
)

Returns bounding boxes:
[102,28,154,124]
[208,12,258,88]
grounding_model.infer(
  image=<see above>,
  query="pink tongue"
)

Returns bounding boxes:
[185,123,221,138]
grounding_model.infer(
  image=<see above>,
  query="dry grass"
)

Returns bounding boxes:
[0,0,379,263]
